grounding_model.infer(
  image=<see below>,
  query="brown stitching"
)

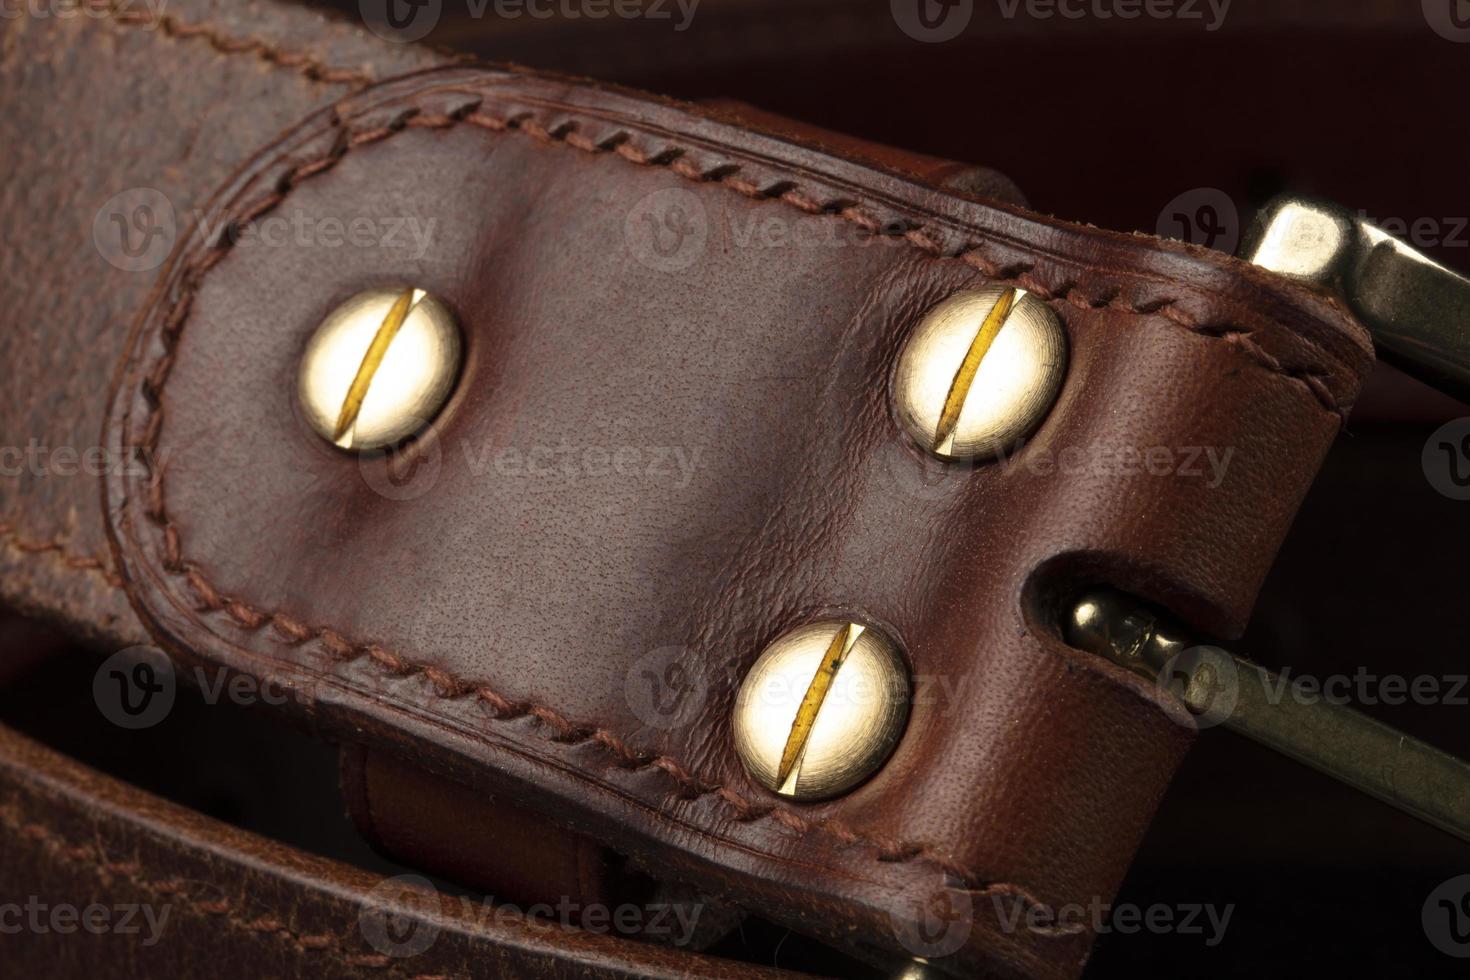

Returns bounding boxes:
[547,117,1340,415]
[0,521,123,588]
[0,801,446,972]
[79,0,375,89]
[126,87,1344,904]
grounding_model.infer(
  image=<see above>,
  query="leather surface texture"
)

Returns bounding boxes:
[95,56,1374,977]
[0,0,445,647]
[0,719,802,979]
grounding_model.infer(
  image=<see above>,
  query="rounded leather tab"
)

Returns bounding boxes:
[105,65,1373,977]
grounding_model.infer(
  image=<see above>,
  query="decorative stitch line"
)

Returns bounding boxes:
[83,0,376,89]
[0,521,123,588]
[128,84,1344,903]
[0,800,447,974]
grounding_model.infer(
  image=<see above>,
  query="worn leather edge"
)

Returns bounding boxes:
[0,720,806,979]
[0,0,455,647]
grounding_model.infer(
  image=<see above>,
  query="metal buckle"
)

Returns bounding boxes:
[1061,203,1470,844]
[895,196,1470,980]
[1242,195,1470,403]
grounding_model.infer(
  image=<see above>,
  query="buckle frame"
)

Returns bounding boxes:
[1242,195,1470,404]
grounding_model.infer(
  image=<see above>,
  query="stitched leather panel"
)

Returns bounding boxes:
[102,66,1372,977]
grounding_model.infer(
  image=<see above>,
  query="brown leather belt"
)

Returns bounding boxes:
[1,1,1463,977]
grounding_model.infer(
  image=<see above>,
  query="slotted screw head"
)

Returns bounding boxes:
[894,285,1067,461]
[733,621,910,801]
[297,286,461,451]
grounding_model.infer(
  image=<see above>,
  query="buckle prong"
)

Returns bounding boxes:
[1066,590,1470,845]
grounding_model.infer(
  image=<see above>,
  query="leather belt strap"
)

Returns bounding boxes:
[0,2,1396,977]
[0,719,798,978]
[0,0,438,645]
[1,5,736,976]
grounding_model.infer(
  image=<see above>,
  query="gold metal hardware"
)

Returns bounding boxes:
[297,286,461,451]
[893,285,1067,461]
[732,621,910,800]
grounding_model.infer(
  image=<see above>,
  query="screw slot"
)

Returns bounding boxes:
[297,286,462,452]
[733,621,910,801]
[894,285,1067,462]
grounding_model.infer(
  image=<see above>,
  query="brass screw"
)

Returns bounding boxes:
[893,285,1067,461]
[297,286,461,451]
[732,621,910,800]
